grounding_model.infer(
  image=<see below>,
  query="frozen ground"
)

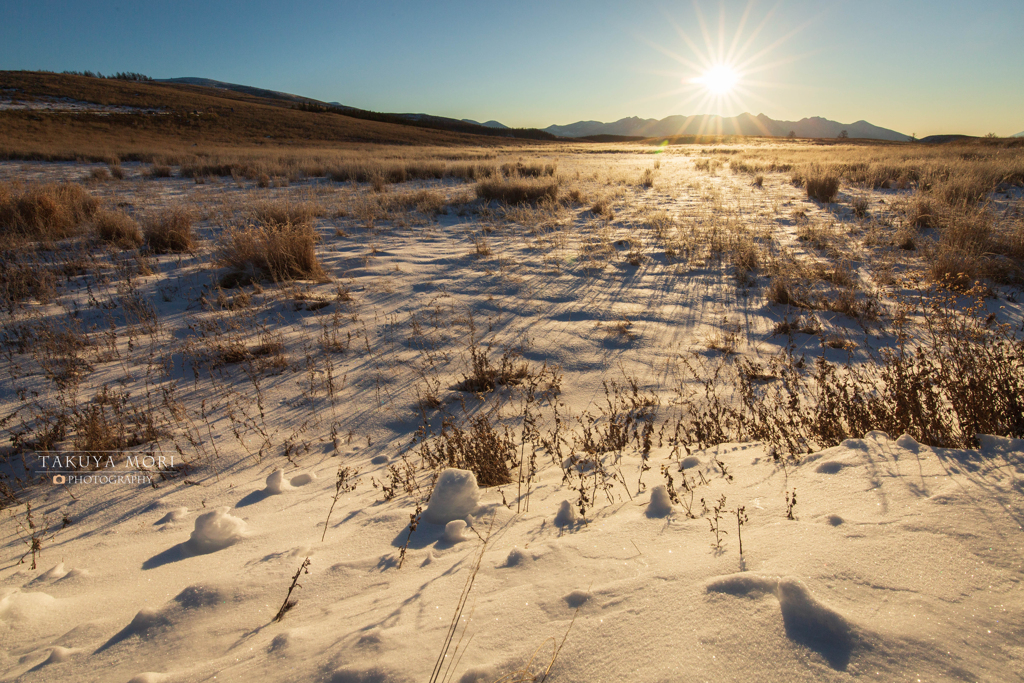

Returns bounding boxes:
[1,149,1022,681]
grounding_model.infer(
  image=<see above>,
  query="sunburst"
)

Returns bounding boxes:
[633,1,817,137]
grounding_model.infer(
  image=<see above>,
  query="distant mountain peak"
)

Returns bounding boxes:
[543,112,906,141]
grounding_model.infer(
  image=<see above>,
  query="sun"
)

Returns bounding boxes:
[693,64,739,95]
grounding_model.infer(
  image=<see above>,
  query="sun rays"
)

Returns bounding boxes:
[632,0,820,137]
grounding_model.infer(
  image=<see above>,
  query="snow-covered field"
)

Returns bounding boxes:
[1,148,1022,682]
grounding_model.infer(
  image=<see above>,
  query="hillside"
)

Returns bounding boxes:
[545,112,908,141]
[0,72,536,160]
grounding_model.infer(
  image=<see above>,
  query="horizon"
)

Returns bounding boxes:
[2,1,1022,138]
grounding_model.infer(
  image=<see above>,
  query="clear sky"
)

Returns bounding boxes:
[2,0,1022,136]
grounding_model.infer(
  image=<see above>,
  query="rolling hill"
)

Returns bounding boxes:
[0,71,549,160]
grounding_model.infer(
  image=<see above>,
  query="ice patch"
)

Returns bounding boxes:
[423,468,480,525]
[645,485,673,517]
[554,500,576,527]
[443,519,470,543]
[187,507,248,553]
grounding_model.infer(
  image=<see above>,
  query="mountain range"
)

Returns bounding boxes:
[541,113,908,141]
[158,77,910,141]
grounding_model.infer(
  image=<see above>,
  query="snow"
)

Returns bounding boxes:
[645,485,673,517]
[186,507,248,554]
[423,468,480,525]
[1,153,1023,681]
[553,499,576,527]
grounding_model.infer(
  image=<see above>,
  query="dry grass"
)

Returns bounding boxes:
[804,166,841,203]
[251,198,322,227]
[217,221,328,284]
[476,175,559,205]
[144,208,196,253]
[93,208,143,248]
[0,182,99,242]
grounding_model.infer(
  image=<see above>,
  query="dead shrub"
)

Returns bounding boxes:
[251,199,320,227]
[147,164,173,178]
[476,175,559,205]
[590,199,614,219]
[907,195,940,228]
[806,168,840,203]
[218,221,327,284]
[419,415,517,487]
[144,208,196,253]
[0,255,57,307]
[0,182,98,241]
[94,209,143,249]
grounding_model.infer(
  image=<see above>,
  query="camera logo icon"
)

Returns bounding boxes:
[53,475,66,484]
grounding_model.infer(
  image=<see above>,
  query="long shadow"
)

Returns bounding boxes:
[235,489,272,508]
[142,538,228,570]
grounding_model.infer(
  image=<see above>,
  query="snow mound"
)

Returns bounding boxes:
[815,460,845,474]
[895,433,920,452]
[127,674,169,683]
[99,584,229,653]
[503,547,530,567]
[0,589,56,621]
[265,470,319,495]
[705,572,778,596]
[680,455,701,469]
[707,574,856,669]
[554,500,576,527]
[423,469,479,525]
[330,665,406,683]
[458,665,498,683]
[31,562,69,583]
[290,472,317,487]
[37,646,79,667]
[777,578,855,669]
[563,589,591,608]
[187,507,247,554]
[59,567,90,581]
[645,485,673,517]
[443,519,470,543]
[265,470,288,494]
[105,607,172,647]
[155,507,188,525]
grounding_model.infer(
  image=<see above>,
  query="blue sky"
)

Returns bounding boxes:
[2,0,1022,136]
